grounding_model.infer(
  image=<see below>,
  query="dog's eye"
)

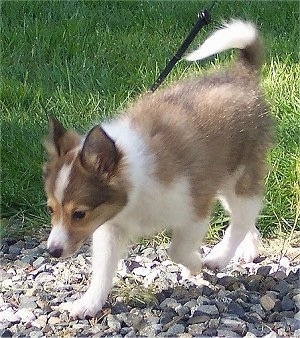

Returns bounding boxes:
[72,211,86,221]
[47,206,54,215]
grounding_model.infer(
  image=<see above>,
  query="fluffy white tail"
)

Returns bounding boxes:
[185,19,259,64]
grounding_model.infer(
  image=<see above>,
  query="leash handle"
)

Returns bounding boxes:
[150,8,213,93]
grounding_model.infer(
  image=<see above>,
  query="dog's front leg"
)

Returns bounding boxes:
[69,223,128,319]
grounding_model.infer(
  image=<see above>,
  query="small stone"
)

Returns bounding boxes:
[250,304,265,318]
[217,329,240,337]
[139,324,161,336]
[29,330,43,338]
[188,323,205,335]
[243,312,262,323]
[1,329,13,337]
[272,279,290,296]
[15,308,35,322]
[160,298,179,310]
[107,314,121,331]
[175,305,190,317]
[260,294,275,311]
[32,315,47,328]
[0,309,20,323]
[208,318,220,329]
[226,302,245,316]
[187,315,210,325]
[268,311,282,322]
[194,304,219,316]
[294,311,300,320]
[257,265,272,276]
[48,316,61,325]
[293,294,300,308]
[133,266,150,277]
[217,275,237,288]
[32,257,45,268]
[281,295,295,311]
[184,300,197,309]
[165,323,185,336]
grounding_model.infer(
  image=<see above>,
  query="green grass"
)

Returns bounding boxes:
[1,1,299,240]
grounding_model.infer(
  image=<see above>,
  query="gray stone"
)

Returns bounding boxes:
[226,302,245,316]
[187,315,210,325]
[257,265,272,276]
[160,298,179,310]
[175,305,190,317]
[32,257,45,268]
[139,323,162,336]
[165,323,185,336]
[217,329,240,337]
[281,295,295,311]
[194,304,219,316]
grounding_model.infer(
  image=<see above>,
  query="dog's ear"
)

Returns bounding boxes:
[44,116,81,158]
[80,126,119,176]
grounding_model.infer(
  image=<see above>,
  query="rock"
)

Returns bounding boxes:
[281,295,295,311]
[272,279,290,296]
[256,265,272,276]
[217,328,240,337]
[48,316,61,325]
[165,323,185,336]
[193,304,219,316]
[187,315,210,325]
[226,302,245,316]
[160,298,179,310]
[106,314,121,331]
[32,257,45,268]
[293,294,300,308]
[260,294,275,311]
[32,314,47,328]
[139,324,161,336]
[0,309,20,323]
[0,329,13,337]
[15,308,35,322]
[188,324,205,337]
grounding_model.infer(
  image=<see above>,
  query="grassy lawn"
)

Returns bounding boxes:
[1,1,299,241]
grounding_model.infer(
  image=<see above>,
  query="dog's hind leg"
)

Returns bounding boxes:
[168,219,209,275]
[204,168,264,270]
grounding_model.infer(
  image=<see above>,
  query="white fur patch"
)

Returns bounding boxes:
[54,164,73,203]
[185,19,257,61]
[102,118,197,238]
[47,223,69,251]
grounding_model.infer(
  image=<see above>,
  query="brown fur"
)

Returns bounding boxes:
[126,62,272,218]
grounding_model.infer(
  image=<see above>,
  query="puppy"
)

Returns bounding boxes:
[43,20,273,319]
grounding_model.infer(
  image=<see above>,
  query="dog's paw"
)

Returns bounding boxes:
[68,295,105,319]
[233,230,259,263]
[203,243,232,271]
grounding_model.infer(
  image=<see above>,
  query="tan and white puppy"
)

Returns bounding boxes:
[44,20,273,319]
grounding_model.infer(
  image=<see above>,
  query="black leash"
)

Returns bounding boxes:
[150,0,217,93]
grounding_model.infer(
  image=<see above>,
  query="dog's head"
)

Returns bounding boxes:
[43,117,128,258]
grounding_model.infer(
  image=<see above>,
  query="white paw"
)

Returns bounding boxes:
[203,242,233,271]
[233,230,259,263]
[169,248,202,276]
[68,294,105,319]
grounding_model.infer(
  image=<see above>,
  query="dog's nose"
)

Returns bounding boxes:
[48,247,63,258]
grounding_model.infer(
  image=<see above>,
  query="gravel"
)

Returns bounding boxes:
[1,237,299,337]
